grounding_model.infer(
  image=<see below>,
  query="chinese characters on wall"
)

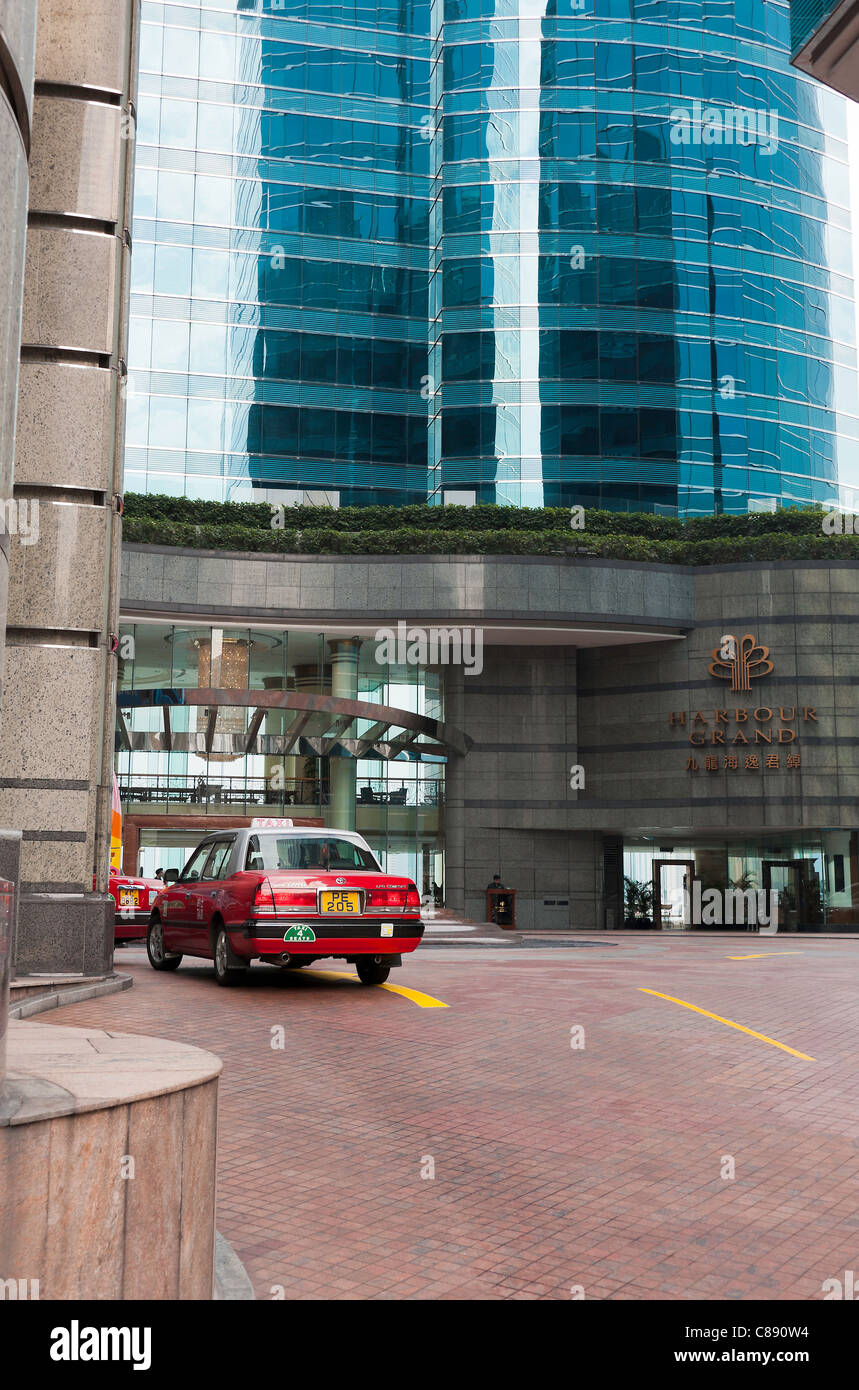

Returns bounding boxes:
[670,706,816,774]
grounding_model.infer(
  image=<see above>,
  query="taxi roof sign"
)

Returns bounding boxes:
[250,817,294,829]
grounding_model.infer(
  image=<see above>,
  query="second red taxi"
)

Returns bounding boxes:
[110,866,164,943]
[146,819,424,986]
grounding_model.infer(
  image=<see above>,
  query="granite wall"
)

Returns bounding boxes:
[120,546,695,633]
[3,0,139,974]
[573,562,859,833]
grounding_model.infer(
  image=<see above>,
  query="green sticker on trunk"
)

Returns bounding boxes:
[283,925,316,942]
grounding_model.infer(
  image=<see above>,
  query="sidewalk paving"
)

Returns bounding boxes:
[42,933,859,1301]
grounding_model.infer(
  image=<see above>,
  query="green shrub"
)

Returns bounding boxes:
[123,493,830,540]
[122,507,859,564]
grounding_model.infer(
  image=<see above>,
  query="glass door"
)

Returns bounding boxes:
[653,860,695,930]
[762,859,822,932]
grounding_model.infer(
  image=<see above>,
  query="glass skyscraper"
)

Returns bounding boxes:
[127,0,859,514]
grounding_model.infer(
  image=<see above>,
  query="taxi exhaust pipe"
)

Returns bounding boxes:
[279,952,291,965]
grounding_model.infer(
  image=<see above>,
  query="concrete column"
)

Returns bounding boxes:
[1,0,139,975]
[443,645,597,928]
[262,674,286,806]
[327,639,361,831]
[442,663,466,912]
[294,660,329,806]
[0,1,38,1075]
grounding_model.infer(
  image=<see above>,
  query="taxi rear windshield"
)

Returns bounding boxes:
[248,835,380,872]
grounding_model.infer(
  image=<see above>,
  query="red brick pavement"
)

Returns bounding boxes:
[43,936,859,1300]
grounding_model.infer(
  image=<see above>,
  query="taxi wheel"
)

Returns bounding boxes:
[213,926,246,987]
[356,959,390,986]
[147,918,182,971]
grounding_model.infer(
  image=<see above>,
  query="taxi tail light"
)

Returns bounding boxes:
[366,885,422,910]
[252,879,276,915]
[367,888,407,907]
[273,890,316,911]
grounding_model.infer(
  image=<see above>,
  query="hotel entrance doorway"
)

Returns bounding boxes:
[761,859,821,932]
[653,859,695,930]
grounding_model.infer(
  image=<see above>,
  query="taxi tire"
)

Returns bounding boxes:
[356,959,391,986]
[213,925,247,987]
[147,918,182,971]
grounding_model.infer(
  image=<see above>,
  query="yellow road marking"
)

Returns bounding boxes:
[728,952,804,960]
[638,988,815,1060]
[378,981,449,1009]
[298,968,448,1009]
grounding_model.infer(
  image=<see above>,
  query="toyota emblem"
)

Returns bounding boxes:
[336,876,346,884]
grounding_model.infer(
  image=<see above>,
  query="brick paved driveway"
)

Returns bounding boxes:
[45,935,859,1300]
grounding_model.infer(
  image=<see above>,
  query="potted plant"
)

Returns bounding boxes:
[624,876,655,928]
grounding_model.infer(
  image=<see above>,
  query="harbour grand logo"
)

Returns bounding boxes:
[709,633,773,693]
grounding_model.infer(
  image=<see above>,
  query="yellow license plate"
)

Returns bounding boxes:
[319,890,360,915]
[119,889,139,907]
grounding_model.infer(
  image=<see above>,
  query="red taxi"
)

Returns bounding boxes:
[146,820,424,987]
[110,867,164,942]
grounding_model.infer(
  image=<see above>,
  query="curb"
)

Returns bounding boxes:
[9,973,134,1019]
[214,1232,256,1300]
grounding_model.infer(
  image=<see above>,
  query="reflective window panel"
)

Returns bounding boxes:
[127,0,859,514]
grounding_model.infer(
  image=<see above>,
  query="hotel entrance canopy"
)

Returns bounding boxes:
[116,688,471,762]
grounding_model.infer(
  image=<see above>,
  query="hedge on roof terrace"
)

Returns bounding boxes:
[121,496,859,563]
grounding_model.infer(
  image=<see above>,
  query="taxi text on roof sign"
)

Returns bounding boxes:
[250,817,294,828]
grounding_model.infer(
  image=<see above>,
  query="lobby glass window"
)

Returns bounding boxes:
[622,835,858,931]
[117,622,446,889]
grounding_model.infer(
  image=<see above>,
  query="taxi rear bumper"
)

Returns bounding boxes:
[248,937,420,958]
[235,917,423,959]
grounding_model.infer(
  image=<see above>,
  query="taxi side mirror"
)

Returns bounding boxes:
[162,868,179,884]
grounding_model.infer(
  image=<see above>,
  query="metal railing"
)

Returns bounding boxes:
[358,779,441,806]
[117,772,443,809]
[118,772,323,807]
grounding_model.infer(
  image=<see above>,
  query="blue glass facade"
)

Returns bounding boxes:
[127,0,859,514]
[127,0,433,505]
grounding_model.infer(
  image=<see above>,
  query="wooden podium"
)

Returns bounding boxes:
[486,888,516,929]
